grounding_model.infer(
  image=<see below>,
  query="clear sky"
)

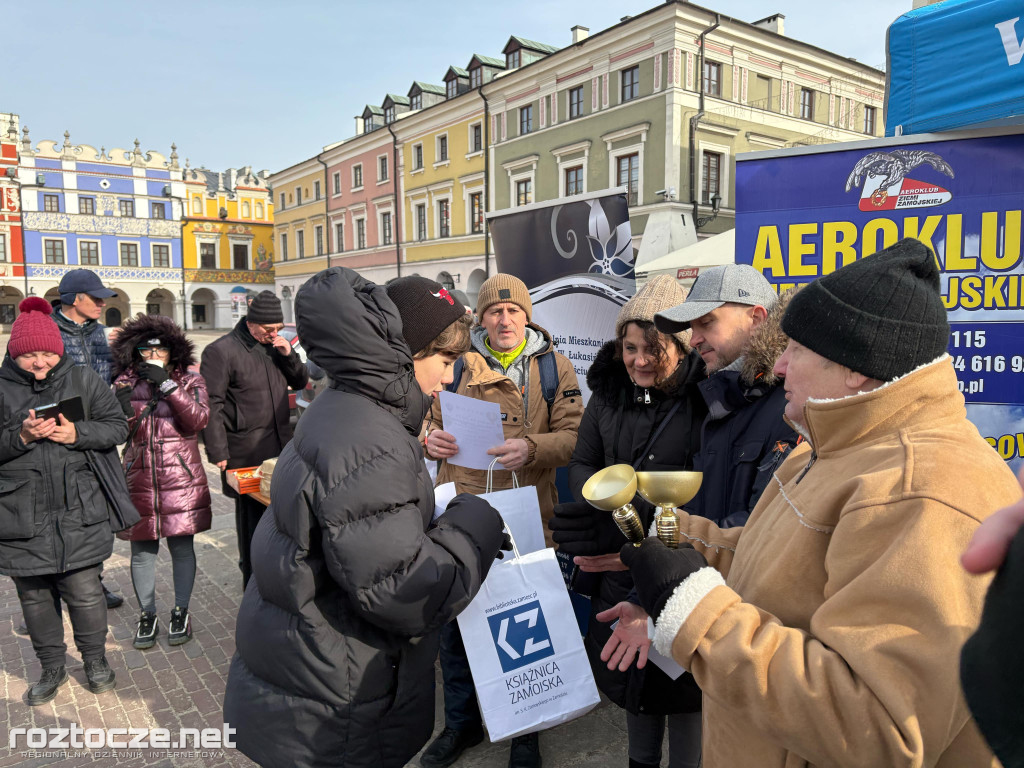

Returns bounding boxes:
[3,0,907,175]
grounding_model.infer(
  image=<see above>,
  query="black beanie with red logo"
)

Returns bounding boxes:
[385,276,466,356]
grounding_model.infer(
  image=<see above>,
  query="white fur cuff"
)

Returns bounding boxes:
[653,566,726,656]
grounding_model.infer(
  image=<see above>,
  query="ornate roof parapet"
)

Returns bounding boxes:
[30,134,173,170]
[21,126,34,156]
[169,143,179,170]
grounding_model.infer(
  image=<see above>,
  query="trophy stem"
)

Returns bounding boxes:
[655,505,681,548]
[612,504,645,546]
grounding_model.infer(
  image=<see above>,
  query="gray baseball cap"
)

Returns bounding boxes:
[654,264,778,332]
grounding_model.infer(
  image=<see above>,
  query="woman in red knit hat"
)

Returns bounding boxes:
[0,297,128,705]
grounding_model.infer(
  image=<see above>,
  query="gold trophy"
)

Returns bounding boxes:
[582,464,644,546]
[634,471,703,548]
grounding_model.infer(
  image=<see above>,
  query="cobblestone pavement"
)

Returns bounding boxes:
[0,328,637,767]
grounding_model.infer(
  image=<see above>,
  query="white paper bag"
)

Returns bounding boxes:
[477,458,546,561]
[457,546,601,742]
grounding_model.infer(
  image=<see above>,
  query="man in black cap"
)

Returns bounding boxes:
[200,290,309,588]
[604,238,1020,768]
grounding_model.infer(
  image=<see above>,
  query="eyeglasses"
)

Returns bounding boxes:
[256,324,284,334]
[138,347,169,358]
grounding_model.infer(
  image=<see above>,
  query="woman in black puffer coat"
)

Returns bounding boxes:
[223,268,507,768]
[550,276,708,768]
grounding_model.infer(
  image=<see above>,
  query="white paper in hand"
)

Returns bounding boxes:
[438,390,506,470]
[433,482,458,522]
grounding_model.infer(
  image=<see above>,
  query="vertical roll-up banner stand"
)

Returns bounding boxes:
[487,188,638,631]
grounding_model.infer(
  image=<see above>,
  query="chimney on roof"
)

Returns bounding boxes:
[355,116,365,135]
[571,25,589,44]
[752,14,785,36]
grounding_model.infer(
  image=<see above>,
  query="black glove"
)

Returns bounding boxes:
[115,385,134,417]
[437,493,507,562]
[139,363,169,386]
[549,500,623,556]
[619,537,708,621]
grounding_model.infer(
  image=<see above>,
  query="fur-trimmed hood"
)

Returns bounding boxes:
[740,288,797,387]
[587,339,705,403]
[110,314,195,376]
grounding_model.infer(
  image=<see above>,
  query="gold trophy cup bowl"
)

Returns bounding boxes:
[635,471,703,548]
[582,464,644,546]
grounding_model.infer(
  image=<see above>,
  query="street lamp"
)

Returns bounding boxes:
[695,192,722,229]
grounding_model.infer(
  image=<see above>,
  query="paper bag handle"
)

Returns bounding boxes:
[486,456,520,493]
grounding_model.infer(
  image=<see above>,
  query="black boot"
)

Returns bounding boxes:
[628,760,660,768]
[27,666,68,706]
[84,657,116,694]
[102,584,123,609]
[15,620,29,636]
[420,725,485,768]
[509,732,542,768]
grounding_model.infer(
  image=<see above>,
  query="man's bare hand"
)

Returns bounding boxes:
[487,438,529,471]
[574,553,627,573]
[216,460,228,470]
[271,335,292,356]
[48,414,77,445]
[426,429,458,459]
[20,409,56,444]
[596,601,651,671]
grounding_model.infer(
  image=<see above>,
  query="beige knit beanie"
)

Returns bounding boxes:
[616,275,691,347]
[476,273,532,321]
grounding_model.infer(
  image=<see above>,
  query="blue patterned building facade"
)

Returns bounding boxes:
[15,130,185,326]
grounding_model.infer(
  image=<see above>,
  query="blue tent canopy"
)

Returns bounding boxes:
[886,0,1024,136]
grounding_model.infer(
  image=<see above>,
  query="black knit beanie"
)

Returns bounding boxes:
[781,237,949,381]
[385,276,467,355]
[246,291,284,324]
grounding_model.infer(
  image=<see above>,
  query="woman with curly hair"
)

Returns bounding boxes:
[110,314,210,650]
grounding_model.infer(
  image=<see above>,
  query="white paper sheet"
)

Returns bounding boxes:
[433,481,458,521]
[438,390,506,470]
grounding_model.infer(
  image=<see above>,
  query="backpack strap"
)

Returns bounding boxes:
[537,351,558,413]
[445,356,466,394]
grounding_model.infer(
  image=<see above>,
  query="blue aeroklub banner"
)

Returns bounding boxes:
[735,129,1024,469]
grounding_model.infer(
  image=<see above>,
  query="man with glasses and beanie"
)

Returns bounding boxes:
[611,238,1020,767]
[201,290,308,588]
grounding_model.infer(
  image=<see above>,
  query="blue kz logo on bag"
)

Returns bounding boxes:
[487,600,555,672]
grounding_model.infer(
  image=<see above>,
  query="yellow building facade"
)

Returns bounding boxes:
[180,165,275,329]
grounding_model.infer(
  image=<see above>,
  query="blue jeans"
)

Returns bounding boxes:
[438,620,482,731]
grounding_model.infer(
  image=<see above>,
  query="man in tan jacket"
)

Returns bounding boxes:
[421,273,583,768]
[605,238,1020,768]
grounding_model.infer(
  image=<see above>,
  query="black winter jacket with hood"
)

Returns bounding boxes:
[687,290,800,527]
[567,341,707,715]
[0,355,128,576]
[223,268,506,768]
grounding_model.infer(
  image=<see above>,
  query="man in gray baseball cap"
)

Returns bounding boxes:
[652,264,798,527]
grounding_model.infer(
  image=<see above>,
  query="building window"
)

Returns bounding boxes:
[411,94,422,110]
[617,153,640,207]
[314,180,321,200]
[381,212,392,245]
[438,135,448,162]
[703,61,722,97]
[79,197,95,215]
[416,204,427,240]
[295,187,302,205]
[151,202,166,219]
[79,241,99,266]
[757,75,773,110]
[621,66,639,102]
[315,225,324,255]
[332,172,341,195]
[565,165,584,196]
[256,202,263,218]
[241,201,250,218]
[519,105,534,135]
[702,151,722,205]
[446,79,457,99]
[413,144,424,170]
[44,239,65,264]
[356,219,366,249]
[279,234,288,262]
[280,192,286,209]
[353,164,363,189]
[507,50,520,69]
[438,200,450,238]
[0,233,6,261]
[470,192,483,234]
[233,243,248,270]
[470,68,482,88]
[384,106,395,124]
[200,242,216,269]
[800,88,815,120]
[471,124,482,153]
[379,156,388,181]
[44,194,59,212]
[119,242,139,266]
[335,222,344,252]
[193,196,203,214]
[297,230,305,258]
[569,86,584,118]
[118,200,135,217]
[864,105,877,135]
[516,179,532,206]
[192,304,206,324]
[153,244,170,268]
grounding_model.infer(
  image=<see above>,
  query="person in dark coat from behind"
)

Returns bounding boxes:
[200,290,308,588]
[223,268,508,768]
[550,276,708,768]
[111,313,211,650]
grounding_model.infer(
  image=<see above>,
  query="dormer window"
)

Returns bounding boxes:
[411,94,422,110]
[507,50,521,69]
[447,80,457,99]
[384,106,395,124]
[470,68,482,88]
